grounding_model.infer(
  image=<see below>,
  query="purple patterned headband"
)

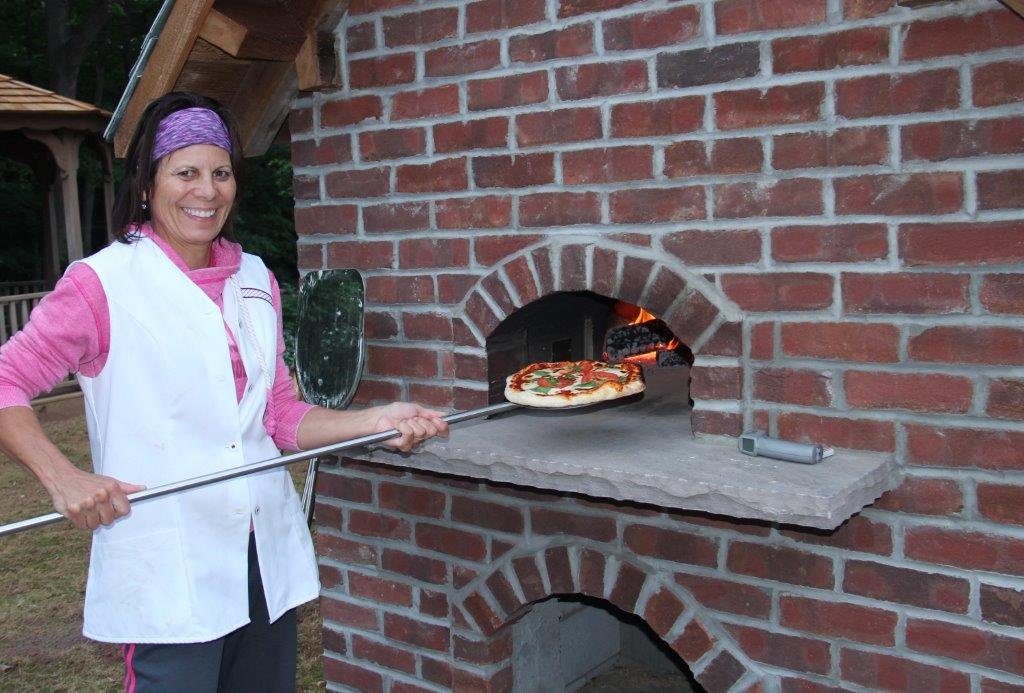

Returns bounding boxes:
[151,107,233,162]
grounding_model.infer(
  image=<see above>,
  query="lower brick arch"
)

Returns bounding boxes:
[452,543,767,692]
[455,237,750,436]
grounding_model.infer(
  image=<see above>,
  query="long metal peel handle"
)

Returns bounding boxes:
[0,401,519,538]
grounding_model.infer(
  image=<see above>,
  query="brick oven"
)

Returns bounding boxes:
[290,0,1024,689]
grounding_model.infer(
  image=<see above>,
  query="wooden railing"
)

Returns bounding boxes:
[0,289,81,403]
[0,291,48,345]
[0,280,50,297]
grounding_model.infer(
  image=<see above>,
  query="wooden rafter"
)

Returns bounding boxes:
[114,0,215,155]
[199,2,306,61]
[1001,0,1024,19]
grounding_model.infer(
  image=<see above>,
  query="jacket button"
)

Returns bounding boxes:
[254,506,261,515]
[229,443,237,449]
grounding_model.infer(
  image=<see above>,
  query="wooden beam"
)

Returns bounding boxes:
[114,0,215,156]
[176,38,251,103]
[1001,0,1024,18]
[174,37,292,154]
[197,8,247,57]
[228,58,296,156]
[198,2,305,61]
[245,67,297,156]
[295,30,339,91]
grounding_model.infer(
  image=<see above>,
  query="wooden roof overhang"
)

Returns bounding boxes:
[112,0,345,158]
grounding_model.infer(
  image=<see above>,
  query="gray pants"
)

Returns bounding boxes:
[121,533,298,692]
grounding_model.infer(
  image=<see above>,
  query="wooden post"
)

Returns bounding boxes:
[58,136,84,261]
[26,131,86,262]
[42,180,60,284]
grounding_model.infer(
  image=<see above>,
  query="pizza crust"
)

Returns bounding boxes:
[504,360,645,408]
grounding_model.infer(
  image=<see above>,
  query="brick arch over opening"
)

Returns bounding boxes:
[454,238,750,436]
[452,543,766,692]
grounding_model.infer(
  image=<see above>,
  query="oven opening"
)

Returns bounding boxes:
[486,291,693,405]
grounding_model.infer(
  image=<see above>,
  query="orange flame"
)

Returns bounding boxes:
[629,307,657,325]
[608,301,684,364]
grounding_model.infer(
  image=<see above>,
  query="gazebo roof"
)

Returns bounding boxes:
[0,74,111,132]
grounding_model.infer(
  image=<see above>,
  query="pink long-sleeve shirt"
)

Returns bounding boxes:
[0,226,313,451]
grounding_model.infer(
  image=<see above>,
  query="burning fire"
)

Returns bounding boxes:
[606,302,681,365]
[628,306,656,324]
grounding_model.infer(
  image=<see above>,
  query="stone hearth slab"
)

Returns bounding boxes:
[365,377,898,530]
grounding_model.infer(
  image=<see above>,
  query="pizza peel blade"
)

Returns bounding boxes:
[294,269,366,524]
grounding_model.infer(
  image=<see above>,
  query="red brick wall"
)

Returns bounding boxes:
[293,0,1024,688]
[315,461,780,690]
[315,458,1021,691]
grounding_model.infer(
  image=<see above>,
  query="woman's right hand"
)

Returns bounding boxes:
[0,407,145,531]
[49,467,146,531]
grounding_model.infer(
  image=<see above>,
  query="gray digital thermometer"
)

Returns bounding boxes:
[738,431,833,464]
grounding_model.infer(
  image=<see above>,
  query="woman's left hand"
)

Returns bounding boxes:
[372,403,448,452]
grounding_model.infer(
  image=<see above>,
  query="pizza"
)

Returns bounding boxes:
[504,360,645,408]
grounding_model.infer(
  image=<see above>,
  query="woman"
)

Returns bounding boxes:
[0,92,447,690]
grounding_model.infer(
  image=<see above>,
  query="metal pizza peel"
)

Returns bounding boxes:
[294,269,366,524]
[0,390,646,538]
[0,357,650,537]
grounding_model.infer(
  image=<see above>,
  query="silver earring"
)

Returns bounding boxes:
[142,201,148,211]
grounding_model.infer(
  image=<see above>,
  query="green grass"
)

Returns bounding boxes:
[0,398,325,691]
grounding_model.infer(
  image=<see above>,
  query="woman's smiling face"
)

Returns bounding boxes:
[148,143,236,269]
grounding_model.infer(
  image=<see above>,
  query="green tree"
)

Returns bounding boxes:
[0,2,46,88]
[46,0,110,99]
[0,0,162,107]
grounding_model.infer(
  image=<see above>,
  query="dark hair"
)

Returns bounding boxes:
[111,91,245,243]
